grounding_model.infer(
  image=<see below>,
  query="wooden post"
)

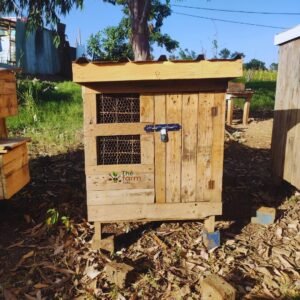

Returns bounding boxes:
[226,96,234,125]
[204,216,215,233]
[243,96,251,126]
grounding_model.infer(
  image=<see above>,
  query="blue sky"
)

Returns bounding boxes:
[61,0,300,66]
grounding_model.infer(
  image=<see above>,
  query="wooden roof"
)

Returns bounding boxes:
[72,58,243,84]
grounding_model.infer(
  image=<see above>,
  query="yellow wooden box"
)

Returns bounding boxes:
[0,139,30,199]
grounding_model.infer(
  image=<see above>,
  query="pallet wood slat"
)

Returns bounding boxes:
[87,189,154,205]
[196,93,214,202]
[88,201,222,222]
[166,94,182,203]
[181,93,198,203]
[154,94,166,203]
[85,123,152,137]
[86,172,154,191]
[73,60,243,83]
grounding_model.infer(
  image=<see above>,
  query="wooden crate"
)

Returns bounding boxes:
[0,69,18,118]
[0,140,30,199]
[72,58,242,243]
[0,68,31,200]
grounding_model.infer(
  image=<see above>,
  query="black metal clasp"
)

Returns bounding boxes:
[144,123,181,143]
[144,123,181,133]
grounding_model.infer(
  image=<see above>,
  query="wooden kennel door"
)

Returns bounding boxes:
[85,93,155,205]
[154,93,225,204]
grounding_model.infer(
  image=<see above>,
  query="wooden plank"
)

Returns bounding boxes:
[83,79,229,94]
[83,92,97,126]
[141,135,154,165]
[1,147,28,177]
[84,136,97,167]
[85,123,151,137]
[86,164,153,175]
[73,60,243,83]
[140,95,155,165]
[271,41,296,182]
[196,93,214,202]
[0,81,16,95]
[0,119,7,138]
[83,91,98,167]
[2,164,30,199]
[166,94,182,203]
[154,95,166,203]
[0,70,15,81]
[211,93,226,202]
[140,94,154,122]
[86,172,154,191]
[226,97,234,125]
[0,143,28,166]
[87,189,154,205]
[181,93,198,202]
[0,94,18,118]
[0,138,30,151]
[87,201,222,222]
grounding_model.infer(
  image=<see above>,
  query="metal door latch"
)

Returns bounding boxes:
[144,123,181,143]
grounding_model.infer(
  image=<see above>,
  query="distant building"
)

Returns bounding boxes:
[0,17,76,78]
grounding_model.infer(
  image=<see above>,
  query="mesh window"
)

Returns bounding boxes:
[97,135,141,165]
[97,94,140,123]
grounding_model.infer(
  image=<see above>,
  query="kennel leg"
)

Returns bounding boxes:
[204,216,215,233]
[91,222,115,252]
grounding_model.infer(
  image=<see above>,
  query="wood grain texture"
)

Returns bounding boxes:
[0,119,7,139]
[88,202,222,222]
[83,79,229,94]
[85,123,152,137]
[211,93,226,202]
[271,39,300,189]
[73,60,243,83]
[154,94,166,203]
[166,94,182,203]
[87,189,154,205]
[196,93,214,202]
[181,93,198,202]
[86,172,154,191]
[0,94,18,118]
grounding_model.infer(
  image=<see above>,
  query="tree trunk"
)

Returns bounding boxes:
[128,0,151,61]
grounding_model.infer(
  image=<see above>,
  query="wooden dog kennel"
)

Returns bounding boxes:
[73,58,242,246]
[0,68,30,199]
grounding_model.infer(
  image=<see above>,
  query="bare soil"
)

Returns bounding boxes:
[0,116,299,299]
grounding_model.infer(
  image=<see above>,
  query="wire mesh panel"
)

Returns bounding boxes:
[97,135,141,165]
[97,94,140,123]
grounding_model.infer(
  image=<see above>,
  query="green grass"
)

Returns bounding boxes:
[233,70,277,111]
[7,80,83,155]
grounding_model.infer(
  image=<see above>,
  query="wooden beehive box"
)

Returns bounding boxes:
[73,58,242,227]
[0,69,30,200]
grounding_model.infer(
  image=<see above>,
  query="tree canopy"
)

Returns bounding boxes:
[87,1,178,61]
[1,0,177,61]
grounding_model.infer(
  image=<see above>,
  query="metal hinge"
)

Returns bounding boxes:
[208,180,215,190]
[211,106,218,117]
